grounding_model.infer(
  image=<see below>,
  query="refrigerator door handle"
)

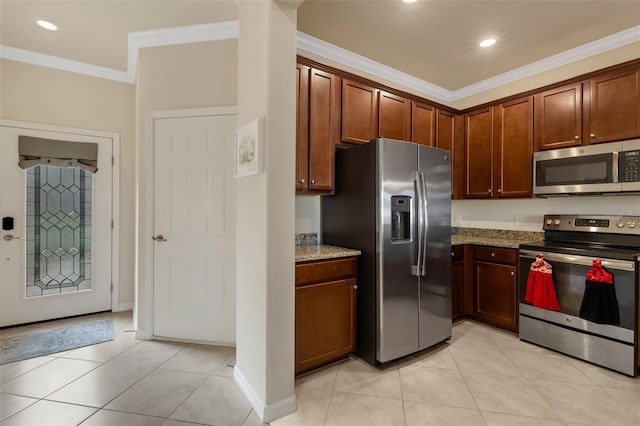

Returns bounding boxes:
[420,172,428,276]
[412,172,424,276]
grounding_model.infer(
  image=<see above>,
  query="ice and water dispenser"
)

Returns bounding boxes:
[391,196,411,242]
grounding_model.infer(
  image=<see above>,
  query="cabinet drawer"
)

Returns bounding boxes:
[474,246,516,264]
[296,257,357,286]
[451,245,464,262]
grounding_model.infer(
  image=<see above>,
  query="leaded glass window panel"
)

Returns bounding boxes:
[26,166,91,297]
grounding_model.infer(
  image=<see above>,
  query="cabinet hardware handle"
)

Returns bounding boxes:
[491,253,495,257]
[311,179,315,184]
[353,285,358,289]
[497,188,501,193]
[488,188,492,193]
[574,135,580,140]
[590,133,596,138]
[300,178,305,183]
[510,271,515,276]
[152,234,168,242]
[2,235,21,241]
[451,252,454,256]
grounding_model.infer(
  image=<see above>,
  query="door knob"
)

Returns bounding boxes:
[3,235,21,241]
[152,234,167,242]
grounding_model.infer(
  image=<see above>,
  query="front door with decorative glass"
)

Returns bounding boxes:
[0,124,113,327]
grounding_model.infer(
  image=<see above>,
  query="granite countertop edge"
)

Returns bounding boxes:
[451,235,542,249]
[295,244,362,263]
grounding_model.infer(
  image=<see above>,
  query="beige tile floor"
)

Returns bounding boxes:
[1,313,639,425]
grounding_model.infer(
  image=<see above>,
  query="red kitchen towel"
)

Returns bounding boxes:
[524,254,560,311]
[579,259,619,325]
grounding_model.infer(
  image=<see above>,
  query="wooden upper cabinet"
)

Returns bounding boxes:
[465,108,493,198]
[378,91,411,141]
[341,79,378,144]
[535,83,583,150]
[493,96,533,198]
[584,67,640,144]
[308,69,341,192]
[411,102,435,146]
[296,64,310,191]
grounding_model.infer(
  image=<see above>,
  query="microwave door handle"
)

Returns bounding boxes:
[420,172,428,276]
[612,151,619,183]
[520,250,635,271]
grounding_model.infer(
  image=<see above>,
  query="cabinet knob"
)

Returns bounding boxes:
[300,178,305,183]
[488,188,492,194]
[451,252,455,257]
[497,188,501,193]
[590,133,596,138]
[353,285,358,289]
[491,252,495,257]
[574,135,580,140]
[510,271,515,276]
[311,179,315,184]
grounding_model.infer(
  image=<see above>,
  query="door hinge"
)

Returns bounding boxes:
[110,282,113,292]
[111,219,114,229]
[112,156,115,166]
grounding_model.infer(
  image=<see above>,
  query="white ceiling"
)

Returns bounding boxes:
[0,0,638,91]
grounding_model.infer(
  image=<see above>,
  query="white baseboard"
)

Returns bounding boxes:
[234,366,297,423]
[114,303,134,312]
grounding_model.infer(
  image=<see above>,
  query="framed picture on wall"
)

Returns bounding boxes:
[235,116,264,178]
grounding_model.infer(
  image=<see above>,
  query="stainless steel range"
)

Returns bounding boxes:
[519,215,639,376]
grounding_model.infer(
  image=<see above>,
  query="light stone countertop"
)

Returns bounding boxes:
[295,244,361,263]
[452,228,544,249]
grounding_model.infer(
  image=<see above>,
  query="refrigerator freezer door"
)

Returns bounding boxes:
[418,145,452,350]
[377,138,420,362]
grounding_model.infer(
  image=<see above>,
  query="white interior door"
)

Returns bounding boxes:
[0,125,113,327]
[153,114,236,343]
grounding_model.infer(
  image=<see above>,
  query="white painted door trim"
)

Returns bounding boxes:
[0,119,121,314]
[139,106,238,341]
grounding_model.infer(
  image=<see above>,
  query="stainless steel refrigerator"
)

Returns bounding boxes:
[322,138,452,365]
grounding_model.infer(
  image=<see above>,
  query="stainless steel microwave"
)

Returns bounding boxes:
[533,139,640,195]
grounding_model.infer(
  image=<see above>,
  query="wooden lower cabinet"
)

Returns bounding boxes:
[451,246,465,320]
[473,246,518,332]
[295,257,357,375]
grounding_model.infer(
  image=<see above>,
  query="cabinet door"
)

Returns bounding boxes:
[535,83,583,150]
[452,260,464,320]
[464,108,493,198]
[295,278,356,374]
[342,80,378,144]
[436,110,464,199]
[378,91,411,141]
[296,65,310,190]
[411,102,435,146]
[474,261,517,332]
[494,97,533,198]
[585,67,640,144]
[308,69,341,192]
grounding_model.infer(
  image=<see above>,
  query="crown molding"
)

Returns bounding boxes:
[1,19,637,102]
[0,45,131,82]
[0,21,240,84]
[453,25,640,101]
[296,32,454,102]
[297,24,640,103]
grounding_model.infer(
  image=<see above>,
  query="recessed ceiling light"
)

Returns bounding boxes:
[480,38,496,48]
[403,0,419,4]
[36,20,58,31]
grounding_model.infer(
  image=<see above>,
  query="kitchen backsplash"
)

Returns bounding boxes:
[295,233,318,246]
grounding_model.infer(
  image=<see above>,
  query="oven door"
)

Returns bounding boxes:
[518,249,637,375]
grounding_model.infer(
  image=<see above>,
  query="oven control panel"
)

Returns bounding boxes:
[544,215,640,235]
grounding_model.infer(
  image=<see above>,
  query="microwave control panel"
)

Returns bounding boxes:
[620,150,639,182]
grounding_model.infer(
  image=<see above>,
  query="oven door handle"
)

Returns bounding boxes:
[520,249,635,271]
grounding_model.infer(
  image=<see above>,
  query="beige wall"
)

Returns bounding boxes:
[0,58,136,308]
[134,40,238,335]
